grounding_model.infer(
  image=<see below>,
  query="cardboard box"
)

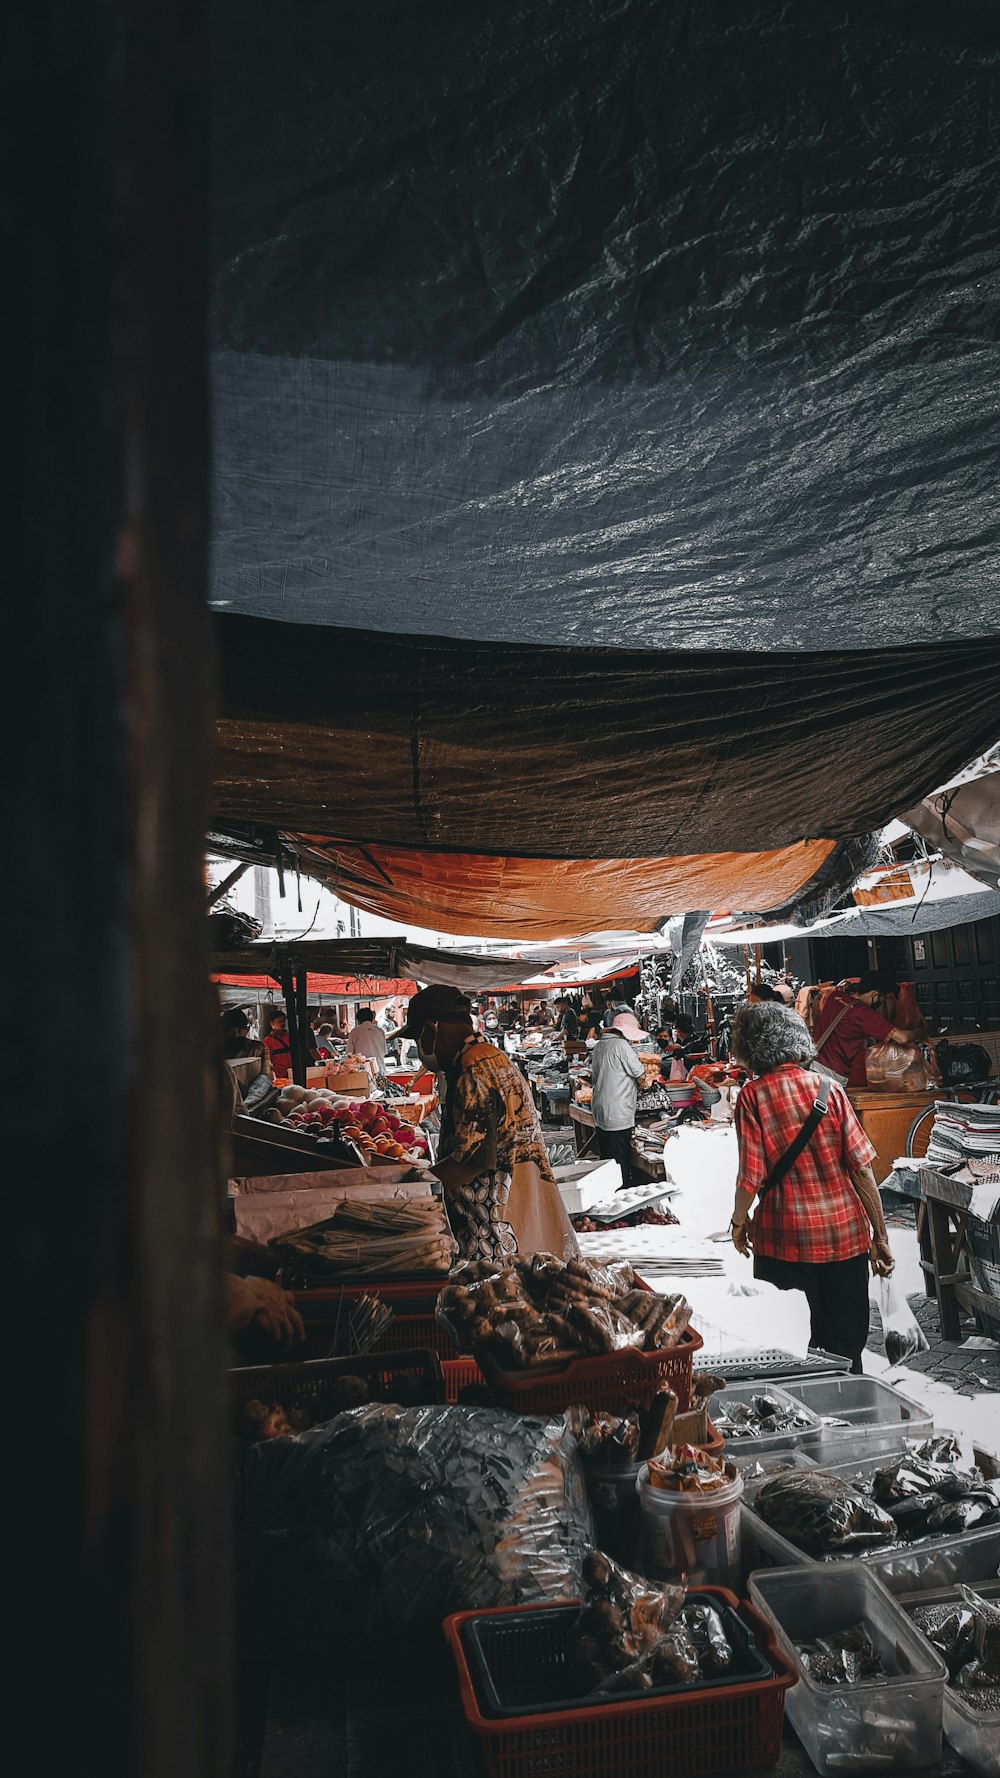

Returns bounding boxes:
[325,1068,370,1094]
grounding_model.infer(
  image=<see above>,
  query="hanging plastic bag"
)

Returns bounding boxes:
[873,1274,930,1367]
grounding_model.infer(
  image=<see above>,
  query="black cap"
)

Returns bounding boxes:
[400,984,472,1037]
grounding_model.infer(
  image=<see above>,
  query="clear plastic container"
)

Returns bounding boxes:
[710,1382,824,1454]
[740,1444,1000,1595]
[637,1463,743,1588]
[899,1581,1000,1778]
[780,1376,933,1464]
[749,1562,947,1773]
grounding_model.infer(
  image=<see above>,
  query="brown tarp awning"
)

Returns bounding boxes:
[211,614,1000,932]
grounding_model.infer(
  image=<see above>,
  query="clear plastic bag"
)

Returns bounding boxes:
[233,1403,594,1635]
[872,1273,930,1366]
[570,1550,686,1690]
[865,1040,941,1093]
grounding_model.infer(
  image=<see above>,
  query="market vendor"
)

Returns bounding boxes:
[226,1273,305,1354]
[729,1001,894,1373]
[554,996,581,1040]
[811,973,920,1086]
[346,1006,387,1071]
[220,1006,272,1076]
[400,985,578,1263]
[263,1008,294,1077]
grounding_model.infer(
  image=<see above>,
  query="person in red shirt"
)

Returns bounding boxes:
[263,1010,294,1078]
[811,973,919,1086]
[729,1001,894,1372]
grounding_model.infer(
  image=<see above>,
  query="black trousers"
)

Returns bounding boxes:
[753,1252,871,1373]
[596,1125,635,1191]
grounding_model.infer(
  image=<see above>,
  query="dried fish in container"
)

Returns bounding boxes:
[754,1470,897,1557]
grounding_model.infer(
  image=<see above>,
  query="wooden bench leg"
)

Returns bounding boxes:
[927,1199,962,1341]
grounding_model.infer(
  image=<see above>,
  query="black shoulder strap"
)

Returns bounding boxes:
[756,1075,832,1204]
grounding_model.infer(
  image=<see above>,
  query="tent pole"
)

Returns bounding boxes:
[297,970,310,1079]
[280,964,304,1084]
[744,945,751,994]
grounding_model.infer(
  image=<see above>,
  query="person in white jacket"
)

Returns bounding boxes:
[589,1011,646,1190]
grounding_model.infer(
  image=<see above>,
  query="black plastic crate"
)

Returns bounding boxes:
[461,1589,771,1718]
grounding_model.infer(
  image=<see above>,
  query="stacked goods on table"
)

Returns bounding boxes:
[438,1253,692,1370]
[271,1196,456,1279]
[262,1084,431,1162]
[924,1100,1000,1169]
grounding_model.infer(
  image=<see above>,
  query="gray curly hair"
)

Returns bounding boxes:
[731,1001,816,1074]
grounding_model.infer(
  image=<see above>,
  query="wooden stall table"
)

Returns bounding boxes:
[847,1088,938,1184]
[919,1165,1000,1341]
[568,1101,666,1181]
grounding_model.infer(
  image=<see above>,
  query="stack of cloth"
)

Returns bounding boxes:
[924,1101,1000,1171]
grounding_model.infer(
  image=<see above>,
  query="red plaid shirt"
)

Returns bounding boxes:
[735,1064,876,1265]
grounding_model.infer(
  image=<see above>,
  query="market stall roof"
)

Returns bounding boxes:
[207,3,1000,933]
[212,617,999,933]
[211,2,1000,657]
[212,972,418,999]
[210,937,569,992]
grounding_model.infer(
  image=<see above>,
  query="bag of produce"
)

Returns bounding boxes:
[872,1273,930,1366]
[233,1402,593,1636]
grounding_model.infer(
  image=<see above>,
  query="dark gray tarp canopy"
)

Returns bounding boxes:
[210,0,1000,654]
[207,2,1000,928]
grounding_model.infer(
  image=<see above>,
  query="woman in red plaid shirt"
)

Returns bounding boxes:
[730,1001,894,1373]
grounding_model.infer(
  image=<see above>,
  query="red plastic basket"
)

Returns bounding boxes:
[478,1325,703,1417]
[443,1589,796,1778]
[291,1280,460,1358]
[228,1349,444,1416]
[442,1356,488,1402]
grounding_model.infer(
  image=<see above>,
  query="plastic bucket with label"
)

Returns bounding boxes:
[637,1463,743,1589]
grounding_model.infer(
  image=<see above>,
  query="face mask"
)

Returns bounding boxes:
[417,1023,438,1068]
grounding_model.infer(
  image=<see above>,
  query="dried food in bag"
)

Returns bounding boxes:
[873,1274,929,1366]
[571,1550,686,1688]
[754,1470,897,1557]
[910,1604,976,1678]
[953,1661,1000,1712]
[959,1584,1000,1675]
[797,1622,885,1686]
[681,1600,734,1676]
[233,1403,593,1636]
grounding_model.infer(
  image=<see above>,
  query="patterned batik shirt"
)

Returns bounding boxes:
[735,1063,876,1266]
[439,1036,556,1264]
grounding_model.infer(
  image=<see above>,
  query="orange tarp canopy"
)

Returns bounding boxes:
[295,836,837,941]
[212,972,417,996]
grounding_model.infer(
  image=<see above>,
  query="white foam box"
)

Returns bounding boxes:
[552,1159,622,1213]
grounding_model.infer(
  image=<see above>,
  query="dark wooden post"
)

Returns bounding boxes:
[280,963,306,1084]
[297,969,311,1075]
[12,3,230,1775]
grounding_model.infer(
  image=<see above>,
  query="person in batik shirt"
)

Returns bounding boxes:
[400,986,577,1264]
